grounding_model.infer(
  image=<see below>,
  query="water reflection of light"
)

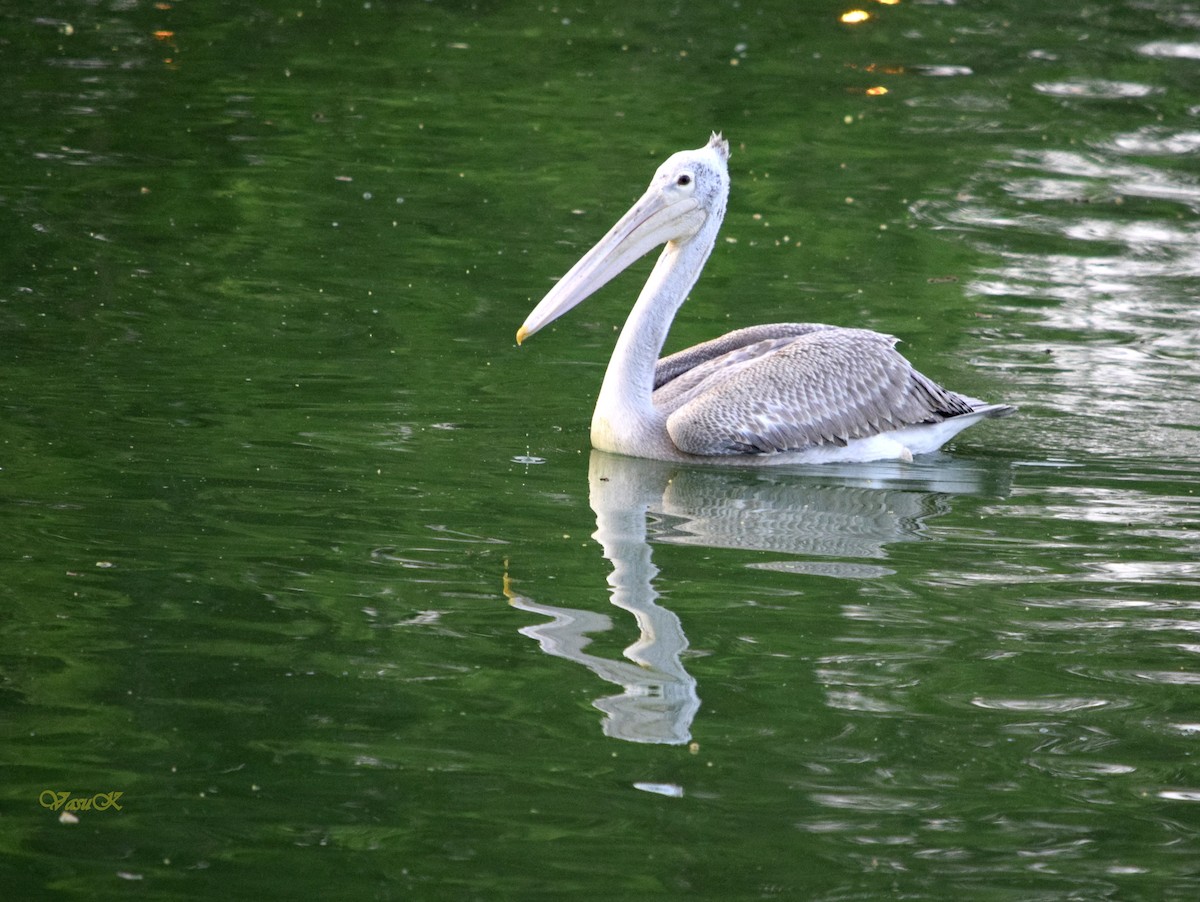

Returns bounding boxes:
[1138,41,1200,60]
[1088,561,1200,583]
[972,253,1195,304]
[1102,127,1200,156]
[913,132,1200,460]
[1004,148,1200,207]
[970,696,1110,712]
[1158,790,1200,802]
[1033,79,1162,99]
[1038,485,1200,527]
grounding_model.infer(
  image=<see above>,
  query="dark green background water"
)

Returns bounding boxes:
[3,1,1199,898]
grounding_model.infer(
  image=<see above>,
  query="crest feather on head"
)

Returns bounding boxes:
[708,132,730,161]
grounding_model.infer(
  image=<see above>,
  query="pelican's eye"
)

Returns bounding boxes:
[676,173,693,187]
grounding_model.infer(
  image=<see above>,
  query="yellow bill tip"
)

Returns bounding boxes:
[515,325,528,345]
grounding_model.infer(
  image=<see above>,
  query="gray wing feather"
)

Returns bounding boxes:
[659,326,979,456]
[654,323,838,391]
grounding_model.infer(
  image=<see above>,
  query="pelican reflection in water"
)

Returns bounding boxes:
[517,134,1014,465]
[504,451,1007,744]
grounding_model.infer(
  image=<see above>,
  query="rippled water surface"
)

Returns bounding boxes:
[3,1,1200,899]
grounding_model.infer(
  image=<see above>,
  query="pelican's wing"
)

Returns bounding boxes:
[654,323,838,390]
[663,327,980,456]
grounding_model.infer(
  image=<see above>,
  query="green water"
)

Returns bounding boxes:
[3,0,1199,898]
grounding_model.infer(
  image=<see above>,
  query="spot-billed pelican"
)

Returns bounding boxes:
[516,133,1014,464]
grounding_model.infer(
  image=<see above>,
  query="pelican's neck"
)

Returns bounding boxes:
[592,212,723,458]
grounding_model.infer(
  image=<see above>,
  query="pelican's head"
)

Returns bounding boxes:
[517,133,731,344]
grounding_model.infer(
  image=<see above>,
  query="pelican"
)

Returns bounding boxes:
[517,133,1014,465]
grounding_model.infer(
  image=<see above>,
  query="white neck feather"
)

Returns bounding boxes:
[591,216,722,457]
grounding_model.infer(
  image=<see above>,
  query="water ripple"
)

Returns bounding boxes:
[1101,127,1200,156]
[1137,41,1200,60]
[1157,789,1200,801]
[810,792,921,813]
[970,696,1111,713]
[1033,79,1163,99]
[913,124,1200,460]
